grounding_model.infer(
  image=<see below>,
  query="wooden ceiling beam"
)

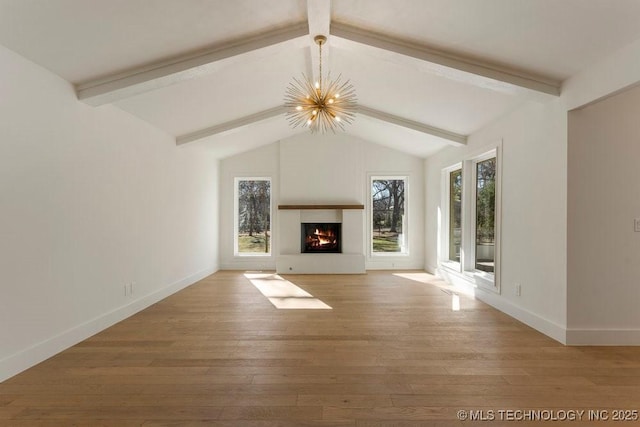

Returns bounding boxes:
[76,23,308,106]
[176,105,466,146]
[358,106,467,146]
[176,106,287,145]
[331,22,561,97]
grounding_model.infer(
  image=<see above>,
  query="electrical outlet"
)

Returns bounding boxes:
[635,218,640,232]
[515,283,522,297]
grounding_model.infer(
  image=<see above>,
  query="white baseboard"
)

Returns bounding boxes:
[438,267,640,346]
[566,329,640,345]
[0,264,218,383]
[220,259,276,271]
[436,266,567,344]
[424,264,438,275]
[366,259,424,271]
[473,287,567,344]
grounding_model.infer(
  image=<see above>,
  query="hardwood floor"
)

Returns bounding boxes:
[1,271,639,426]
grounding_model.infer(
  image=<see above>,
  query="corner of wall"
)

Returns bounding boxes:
[563,36,640,110]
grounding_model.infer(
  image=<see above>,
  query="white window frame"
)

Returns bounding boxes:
[440,163,463,272]
[234,177,272,257]
[438,144,501,294]
[369,175,409,257]
[469,148,501,293]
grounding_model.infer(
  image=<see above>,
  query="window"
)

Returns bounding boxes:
[440,145,500,292]
[234,178,271,256]
[371,177,407,254]
[474,157,496,273]
[448,168,463,263]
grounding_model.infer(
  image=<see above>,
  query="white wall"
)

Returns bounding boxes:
[0,45,219,381]
[219,133,425,271]
[424,32,640,344]
[567,84,640,344]
[561,32,640,344]
[425,99,568,342]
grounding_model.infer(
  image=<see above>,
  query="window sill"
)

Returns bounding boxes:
[234,254,273,258]
[472,270,498,293]
[371,252,410,258]
[440,261,461,272]
[438,263,471,282]
[438,264,497,292]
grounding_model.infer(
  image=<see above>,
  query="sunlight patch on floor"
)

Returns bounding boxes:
[393,272,449,290]
[393,272,476,297]
[451,293,461,311]
[244,272,332,310]
[394,272,467,311]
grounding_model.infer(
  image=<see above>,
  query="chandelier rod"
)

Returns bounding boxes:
[314,35,327,90]
[319,37,322,89]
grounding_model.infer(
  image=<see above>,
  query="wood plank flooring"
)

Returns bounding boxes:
[1,270,639,426]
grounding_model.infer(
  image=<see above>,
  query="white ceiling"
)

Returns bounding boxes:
[0,0,307,83]
[332,0,640,81]
[2,0,640,159]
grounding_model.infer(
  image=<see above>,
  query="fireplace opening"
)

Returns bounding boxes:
[301,223,341,253]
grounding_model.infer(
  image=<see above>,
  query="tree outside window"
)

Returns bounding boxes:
[475,158,496,272]
[236,179,271,255]
[440,148,500,292]
[372,178,406,253]
[449,169,462,263]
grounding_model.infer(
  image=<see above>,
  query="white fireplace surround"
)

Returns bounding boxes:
[276,205,365,274]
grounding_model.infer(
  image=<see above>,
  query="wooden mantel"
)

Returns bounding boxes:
[278,204,364,210]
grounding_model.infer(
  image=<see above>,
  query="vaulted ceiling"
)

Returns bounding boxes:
[2,0,640,158]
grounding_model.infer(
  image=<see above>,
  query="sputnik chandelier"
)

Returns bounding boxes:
[284,35,357,133]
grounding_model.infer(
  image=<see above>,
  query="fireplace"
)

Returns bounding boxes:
[301,223,341,253]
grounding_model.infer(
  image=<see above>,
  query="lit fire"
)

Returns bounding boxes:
[315,228,335,246]
[306,227,337,248]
